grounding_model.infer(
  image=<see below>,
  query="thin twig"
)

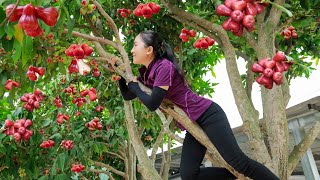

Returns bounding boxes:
[0,0,21,27]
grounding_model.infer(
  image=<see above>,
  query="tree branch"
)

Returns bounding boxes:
[93,161,127,178]
[0,0,21,27]
[88,168,116,180]
[63,29,118,50]
[106,151,125,161]
[93,0,121,41]
[266,0,285,29]
[287,121,320,176]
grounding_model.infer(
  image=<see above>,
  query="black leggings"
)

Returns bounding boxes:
[180,102,279,180]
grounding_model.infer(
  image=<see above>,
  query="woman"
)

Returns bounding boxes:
[118,30,279,180]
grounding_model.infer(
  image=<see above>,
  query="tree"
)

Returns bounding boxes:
[0,0,319,179]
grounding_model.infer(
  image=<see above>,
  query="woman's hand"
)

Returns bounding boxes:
[132,76,138,82]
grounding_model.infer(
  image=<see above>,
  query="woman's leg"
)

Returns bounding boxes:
[180,131,236,180]
[198,102,280,180]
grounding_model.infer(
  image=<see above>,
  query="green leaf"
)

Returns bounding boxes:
[38,176,48,180]
[41,119,52,128]
[1,36,14,52]
[50,161,57,176]
[50,133,62,141]
[57,153,66,171]
[22,36,34,67]
[267,1,293,17]
[0,144,6,154]
[13,24,24,45]
[13,39,22,63]
[99,172,109,180]
[54,174,69,180]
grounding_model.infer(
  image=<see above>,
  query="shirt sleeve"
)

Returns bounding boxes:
[153,61,175,87]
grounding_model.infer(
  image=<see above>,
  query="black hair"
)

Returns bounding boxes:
[139,30,185,80]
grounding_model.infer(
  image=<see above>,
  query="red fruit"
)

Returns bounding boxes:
[216,4,232,16]
[287,26,295,31]
[20,95,28,102]
[134,4,143,16]
[231,1,247,11]
[65,44,77,56]
[228,21,241,33]
[222,18,233,31]
[265,80,274,89]
[56,116,63,124]
[73,46,85,59]
[291,32,298,39]
[6,4,24,22]
[265,60,276,69]
[275,62,285,73]
[22,4,35,16]
[282,61,292,71]
[141,4,152,16]
[12,81,19,87]
[63,115,70,121]
[26,70,37,81]
[5,82,13,90]
[5,119,14,128]
[88,91,97,101]
[263,68,274,78]
[224,0,239,8]
[90,87,97,94]
[19,6,39,31]
[282,29,291,37]
[148,2,161,14]
[68,59,79,74]
[205,37,215,46]
[24,119,33,128]
[251,63,264,73]
[179,33,188,40]
[256,74,264,85]
[35,7,59,26]
[193,41,201,48]
[258,58,270,68]
[181,28,188,34]
[93,69,100,77]
[230,10,244,22]
[35,67,45,76]
[34,88,42,96]
[28,98,34,105]
[253,3,265,14]
[81,0,89,7]
[81,43,93,56]
[273,51,286,62]
[18,127,26,135]
[14,122,22,129]
[200,39,209,49]
[273,72,283,85]
[9,126,16,135]
[242,15,255,28]
[245,3,258,16]
[14,133,21,142]
[96,105,104,112]
[24,25,43,37]
[233,24,244,36]
[33,101,40,109]
[188,30,197,37]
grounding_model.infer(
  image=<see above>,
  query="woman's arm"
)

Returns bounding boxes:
[118,77,137,100]
[127,82,167,111]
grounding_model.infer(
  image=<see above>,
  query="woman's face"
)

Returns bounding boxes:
[131,34,153,65]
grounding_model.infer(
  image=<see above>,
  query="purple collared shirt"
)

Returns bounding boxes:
[138,58,212,130]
